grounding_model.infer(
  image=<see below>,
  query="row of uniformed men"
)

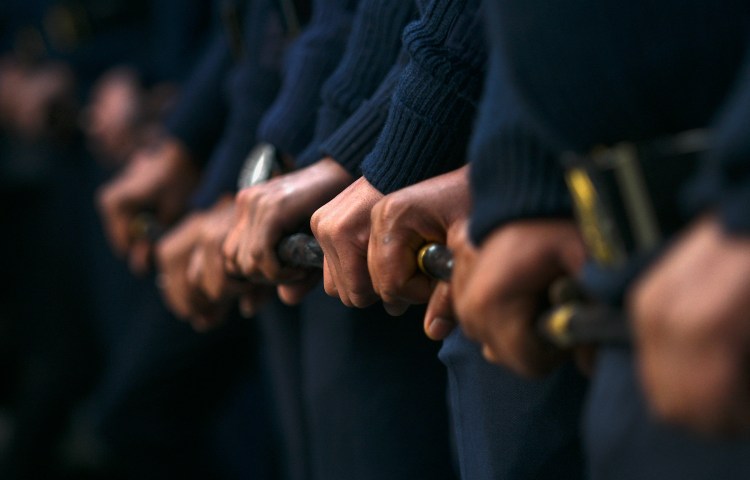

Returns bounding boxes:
[97,0,750,479]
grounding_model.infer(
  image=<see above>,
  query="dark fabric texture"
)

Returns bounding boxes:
[585,348,750,480]
[255,300,310,480]
[190,0,286,208]
[468,50,569,245]
[93,284,267,480]
[300,287,457,480]
[439,329,587,480]
[315,57,406,175]
[484,0,750,233]
[164,33,233,165]
[360,0,487,194]
[294,0,416,168]
[256,0,358,158]
[689,43,750,233]
[479,1,750,476]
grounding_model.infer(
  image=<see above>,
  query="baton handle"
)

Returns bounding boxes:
[132,217,630,347]
[415,242,631,347]
[274,235,456,280]
[537,303,630,348]
[276,233,324,269]
[417,243,454,281]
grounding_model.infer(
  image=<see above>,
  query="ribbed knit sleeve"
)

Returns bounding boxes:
[298,56,404,174]
[256,0,358,158]
[294,0,416,168]
[686,42,750,234]
[468,59,570,245]
[164,33,232,166]
[360,0,486,194]
[190,0,284,209]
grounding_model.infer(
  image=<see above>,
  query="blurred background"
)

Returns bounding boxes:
[0,1,278,478]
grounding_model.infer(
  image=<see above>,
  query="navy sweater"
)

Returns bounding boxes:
[189,0,286,208]
[256,0,358,159]
[468,54,568,243]
[317,56,407,174]
[165,33,233,165]
[360,0,487,194]
[295,0,417,170]
[467,0,750,305]
[472,0,750,236]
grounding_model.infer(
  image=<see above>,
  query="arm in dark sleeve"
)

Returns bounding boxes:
[294,0,416,168]
[467,58,570,245]
[163,33,232,166]
[685,41,750,234]
[359,0,487,194]
[190,0,285,208]
[256,0,358,158]
[305,56,405,175]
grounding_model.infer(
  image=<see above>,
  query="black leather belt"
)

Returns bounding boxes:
[563,129,710,268]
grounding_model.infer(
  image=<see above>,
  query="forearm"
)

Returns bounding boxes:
[360,0,486,194]
[308,0,416,149]
[301,57,405,174]
[256,0,358,159]
[164,33,232,166]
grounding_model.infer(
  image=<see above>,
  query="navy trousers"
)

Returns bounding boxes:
[439,329,588,480]
[91,284,274,480]
[260,285,457,480]
[585,348,750,480]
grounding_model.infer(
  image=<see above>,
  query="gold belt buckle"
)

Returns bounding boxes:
[564,142,661,268]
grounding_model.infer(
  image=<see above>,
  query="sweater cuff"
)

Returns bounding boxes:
[293,102,353,168]
[256,5,354,157]
[256,46,339,157]
[361,62,476,194]
[316,96,390,174]
[468,123,571,245]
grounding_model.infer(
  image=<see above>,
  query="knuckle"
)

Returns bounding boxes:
[317,219,336,241]
[377,276,410,303]
[323,282,337,298]
[310,208,323,233]
[256,192,273,211]
[221,241,234,261]
[380,292,404,304]
[378,288,401,305]
[650,393,686,425]
[330,220,350,239]
[249,246,265,264]
[369,199,387,224]
[348,287,372,301]
[377,195,408,221]
[236,188,257,207]
[347,285,375,308]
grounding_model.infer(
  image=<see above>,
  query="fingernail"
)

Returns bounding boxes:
[427,317,454,340]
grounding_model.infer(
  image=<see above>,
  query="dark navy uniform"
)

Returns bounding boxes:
[473,1,750,479]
